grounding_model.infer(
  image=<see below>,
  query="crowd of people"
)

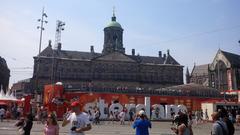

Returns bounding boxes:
[14,101,92,135]
[0,104,24,122]
[35,106,48,124]
[0,102,239,135]
[170,108,239,135]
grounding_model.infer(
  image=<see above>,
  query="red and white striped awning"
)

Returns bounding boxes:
[220,90,240,95]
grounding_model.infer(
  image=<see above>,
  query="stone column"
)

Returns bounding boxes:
[227,69,233,90]
[232,69,237,90]
[144,96,150,119]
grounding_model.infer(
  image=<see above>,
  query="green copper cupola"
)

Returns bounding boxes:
[103,11,125,54]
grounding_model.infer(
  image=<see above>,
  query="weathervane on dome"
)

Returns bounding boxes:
[113,6,116,16]
[112,6,116,21]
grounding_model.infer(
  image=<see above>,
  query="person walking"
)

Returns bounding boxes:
[129,110,134,125]
[15,113,33,135]
[211,112,228,135]
[0,107,5,122]
[205,109,209,121]
[236,110,240,126]
[43,113,59,135]
[87,110,93,122]
[119,110,126,125]
[219,109,234,135]
[62,101,92,135]
[195,111,199,124]
[42,108,48,124]
[36,106,42,124]
[5,109,11,122]
[109,111,114,124]
[132,110,151,135]
[171,113,193,135]
[94,108,101,125]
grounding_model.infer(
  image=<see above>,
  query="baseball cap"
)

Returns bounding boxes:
[71,101,80,107]
[139,110,145,116]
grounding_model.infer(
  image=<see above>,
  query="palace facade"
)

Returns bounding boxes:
[31,13,183,93]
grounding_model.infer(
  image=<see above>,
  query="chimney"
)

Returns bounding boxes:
[132,49,135,56]
[57,43,62,51]
[90,46,94,53]
[48,40,52,48]
[167,49,170,56]
[163,54,166,60]
[158,51,162,57]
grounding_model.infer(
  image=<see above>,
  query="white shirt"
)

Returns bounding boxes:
[67,112,91,135]
[119,111,125,120]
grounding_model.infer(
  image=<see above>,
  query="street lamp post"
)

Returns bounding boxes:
[35,7,47,100]
[37,7,48,55]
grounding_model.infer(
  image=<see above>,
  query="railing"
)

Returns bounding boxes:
[64,85,235,99]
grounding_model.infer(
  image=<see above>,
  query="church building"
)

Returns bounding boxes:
[187,49,240,92]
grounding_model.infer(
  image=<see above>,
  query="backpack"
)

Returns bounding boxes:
[226,119,234,135]
[216,121,228,135]
[98,111,101,117]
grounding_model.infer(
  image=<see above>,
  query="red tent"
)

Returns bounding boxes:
[0,101,7,105]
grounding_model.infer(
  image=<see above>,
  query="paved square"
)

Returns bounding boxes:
[0,120,239,135]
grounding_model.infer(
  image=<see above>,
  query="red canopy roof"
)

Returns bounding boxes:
[0,101,7,105]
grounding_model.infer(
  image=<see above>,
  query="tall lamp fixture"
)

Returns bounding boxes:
[34,7,48,97]
[37,7,48,55]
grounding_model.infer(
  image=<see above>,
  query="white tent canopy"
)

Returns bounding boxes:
[0,89,17,101]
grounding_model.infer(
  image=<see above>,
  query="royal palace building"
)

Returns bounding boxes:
[30,13,183,94]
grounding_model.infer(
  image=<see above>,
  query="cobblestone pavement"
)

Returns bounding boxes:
[0,120,239,135]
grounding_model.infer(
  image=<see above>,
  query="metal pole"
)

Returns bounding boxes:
[35,7,47,96]
[38,8,44,55]
[51,49,55,84]
[217,60,220,91]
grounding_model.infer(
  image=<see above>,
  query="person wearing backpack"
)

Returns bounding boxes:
[220,110,235,135]
[211,112,229,135]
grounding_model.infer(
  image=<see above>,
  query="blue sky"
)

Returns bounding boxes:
[0,0,240,86]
